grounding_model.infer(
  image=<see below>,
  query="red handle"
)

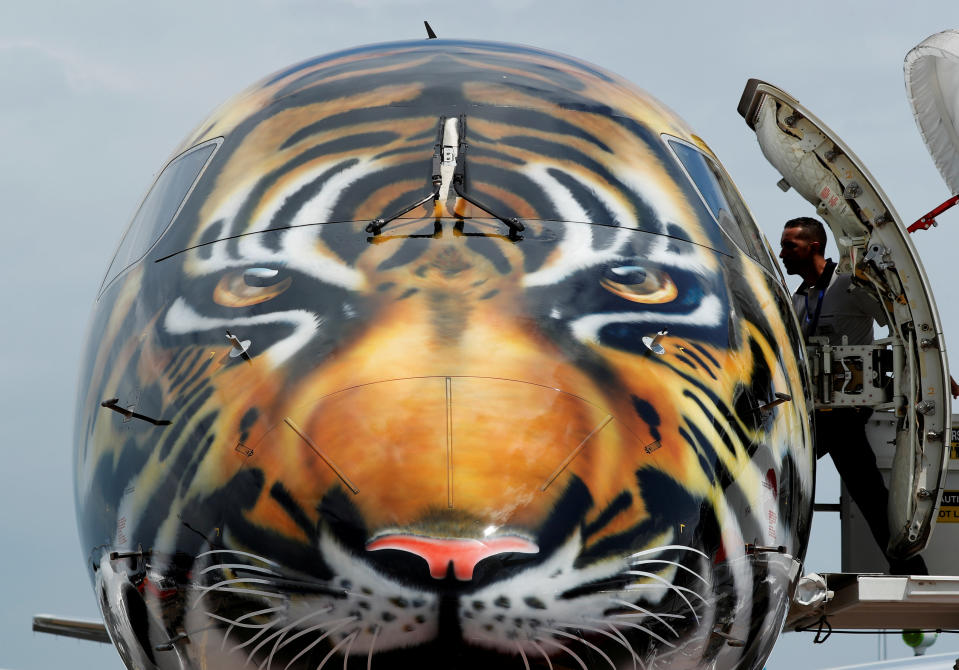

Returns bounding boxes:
[908,194,959,233]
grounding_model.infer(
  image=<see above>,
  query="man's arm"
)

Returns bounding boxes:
[848,280,888,326]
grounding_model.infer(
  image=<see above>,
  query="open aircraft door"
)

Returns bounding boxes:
[737,79,950,559]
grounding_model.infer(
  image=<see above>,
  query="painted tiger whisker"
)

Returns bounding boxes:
[529,640,554,670]
[607,599,686,624]
[196,586,288,606]
[207,610,283,630]
[279,616,358,670]
[192,579,286,608]
[228,615,289,661]
[538,637,589,670]
[196,549,284,568]
[199,562,284,577]
[593,621,647,670]
[622,571,706,622]
[604,618,678,649]
[599,604,681,640]
[622,571,708,604]
[515,641,531,670]
[233,604,333,659]
[313,629,358,670]
[214,606,285,652]
[554,621,642,670]
[604,611,683,637]
[627,545,709,560]
[628,558,709,585]
[365,624,380,670]
[545,626,617,670]
[340,630,358,670]
[249,607,338,669]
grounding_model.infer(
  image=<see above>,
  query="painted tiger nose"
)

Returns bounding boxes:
[366,534,539,580]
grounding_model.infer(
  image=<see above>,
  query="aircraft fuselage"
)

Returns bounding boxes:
[75,40,814,670]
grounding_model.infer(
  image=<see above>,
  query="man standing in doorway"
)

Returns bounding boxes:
[779,216,927,575]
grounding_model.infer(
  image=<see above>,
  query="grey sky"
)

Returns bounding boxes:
[2,2,958,669]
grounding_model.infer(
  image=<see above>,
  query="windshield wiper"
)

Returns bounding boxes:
[365,114,524,240]
[451,115,525,240]
[365,116,446,236]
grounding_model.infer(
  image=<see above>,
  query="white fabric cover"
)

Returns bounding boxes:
[905,29,959,194]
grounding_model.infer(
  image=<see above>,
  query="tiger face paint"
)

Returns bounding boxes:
[76,40,813,670]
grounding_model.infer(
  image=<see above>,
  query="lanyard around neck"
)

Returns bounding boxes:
[804,288,826,337]
[802,260,835,338]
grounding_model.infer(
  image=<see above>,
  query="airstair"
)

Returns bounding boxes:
[786,414,959,633]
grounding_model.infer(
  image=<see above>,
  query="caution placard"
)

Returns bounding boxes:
[938,490,959,523]
[951,427,958,459]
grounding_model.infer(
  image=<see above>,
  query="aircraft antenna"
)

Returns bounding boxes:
[424,20,437,39]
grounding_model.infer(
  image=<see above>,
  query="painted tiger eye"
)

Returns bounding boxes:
[213,268,291,307]
[600,265,678,304]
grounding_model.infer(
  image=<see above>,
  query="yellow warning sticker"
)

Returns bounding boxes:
[939,490,959,523]
[951,427,959,459]
[939,508,959,523]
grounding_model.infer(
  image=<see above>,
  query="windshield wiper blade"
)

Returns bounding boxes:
[366,117,445,236]
[451,114,525,240]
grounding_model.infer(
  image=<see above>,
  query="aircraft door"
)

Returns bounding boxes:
[737,79,950,558]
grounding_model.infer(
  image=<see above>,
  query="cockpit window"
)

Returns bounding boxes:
[100,139,219,293]
[665,137,776,273]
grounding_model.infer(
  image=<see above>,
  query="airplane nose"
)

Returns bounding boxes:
[263,374,636,548]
